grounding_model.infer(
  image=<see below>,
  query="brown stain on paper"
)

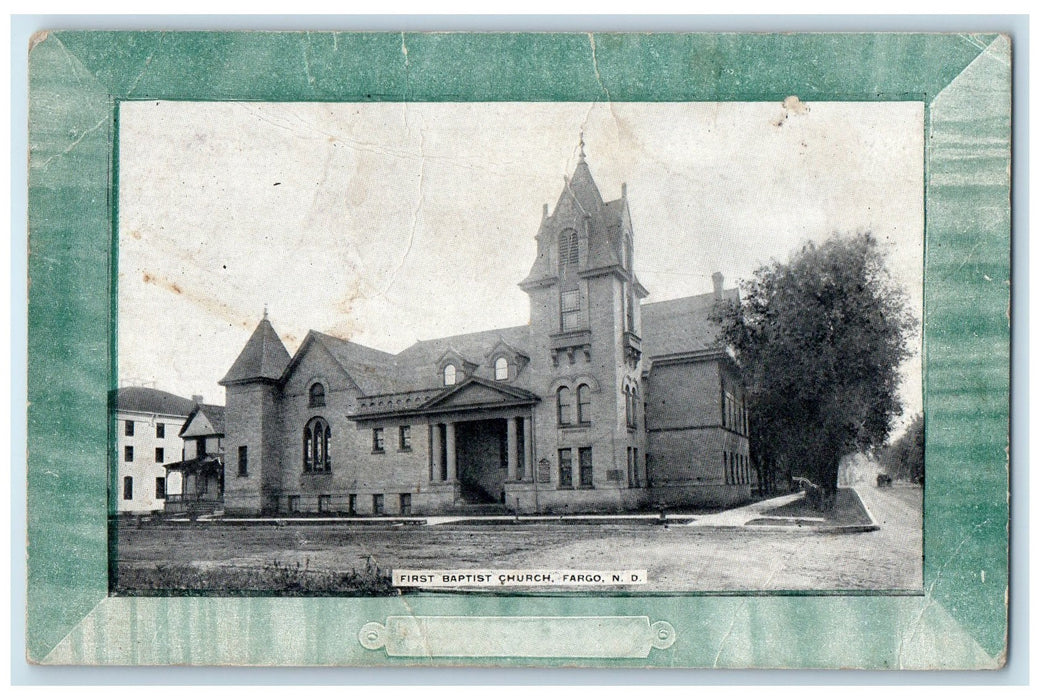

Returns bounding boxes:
[141,270,254,331]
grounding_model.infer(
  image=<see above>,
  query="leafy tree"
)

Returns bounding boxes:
[881,414,925,484]
[715,232,916,508]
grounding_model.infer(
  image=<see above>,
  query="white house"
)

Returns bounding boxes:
[112,386,196,514]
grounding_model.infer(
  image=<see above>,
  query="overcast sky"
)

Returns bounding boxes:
[118,100,924,424]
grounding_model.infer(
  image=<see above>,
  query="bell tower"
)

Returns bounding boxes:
[518,139,649,506]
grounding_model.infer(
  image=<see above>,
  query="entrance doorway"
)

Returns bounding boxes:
[455,418,508,504]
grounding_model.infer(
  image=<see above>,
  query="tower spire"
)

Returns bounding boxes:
[263,303,269,321]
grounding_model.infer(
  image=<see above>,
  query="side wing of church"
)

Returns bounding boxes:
[218,151,751,516]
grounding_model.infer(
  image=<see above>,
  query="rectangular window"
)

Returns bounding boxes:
[238,445,248,476]
[155,477,166,500]
[560,289,581,331]
[124,445,134,462]
[154,447,164,463]
[318,495,331,513]
[287,495,300,513]
[124,420,134,436]
[156,422,165,439]
[373,428,385,452]
[348,494,357,515]
[558,448,573,488]
[373,494,385,515]
[122,476,133,500]
[579,447,593,488]
[399,425,411,450]
[400,493,412,515]
[633,448,640,487]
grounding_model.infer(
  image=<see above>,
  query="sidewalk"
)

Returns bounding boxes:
[172,490,875,531]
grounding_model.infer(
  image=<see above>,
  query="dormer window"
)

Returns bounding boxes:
[443,364,457,386]
[308,383,326,408]
[494,357,508,381]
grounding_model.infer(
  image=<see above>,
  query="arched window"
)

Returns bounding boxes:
[308,382,326,408]
[558,229,579,274]
[443,364,457,386]
[577,384,592,425]
[303,417,331,472]
[624,385,636,429]
[494,357,509,381]
[557,386,573,426]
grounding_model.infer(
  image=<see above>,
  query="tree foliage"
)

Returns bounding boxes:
[880,414,925,484]
[715,232,916,506]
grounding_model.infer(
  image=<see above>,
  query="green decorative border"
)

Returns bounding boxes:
[26,31,1009,667]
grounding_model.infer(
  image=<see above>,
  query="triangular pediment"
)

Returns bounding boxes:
[422,377,539,412]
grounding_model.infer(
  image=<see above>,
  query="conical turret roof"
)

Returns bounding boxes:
[219,317,291,385]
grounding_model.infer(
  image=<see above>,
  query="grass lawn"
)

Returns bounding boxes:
[747,487,873,527]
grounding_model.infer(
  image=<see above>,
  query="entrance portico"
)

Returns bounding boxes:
[351,376,539,511]
[428,413,534,503]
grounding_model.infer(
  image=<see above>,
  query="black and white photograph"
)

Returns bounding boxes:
[112,100,925,595]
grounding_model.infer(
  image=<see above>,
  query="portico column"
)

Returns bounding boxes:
[431,423,443,481]
[522,416,532,481]
[506,417,519,480]
[445,421,457,482]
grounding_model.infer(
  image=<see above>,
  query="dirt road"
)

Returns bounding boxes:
[116,486,922,592]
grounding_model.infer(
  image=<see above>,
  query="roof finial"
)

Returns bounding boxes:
[578,131,587,162]
[263,303,268,321]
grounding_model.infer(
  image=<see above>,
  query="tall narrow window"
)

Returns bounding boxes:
[309,383,326,407]
[124,420,134,436]
[124,446,134,462]
[558,228,579,273]
[303,418,331,471]
[558,448,573,488]
[494,357,508,381]
[579,447,593,488]
[373,494,385,515]
[155,447,164,463]
[560,289,581,331]
[443,364,457,386]
[399,425,411,450]
[557,386,573,426]
[577,384,592,425]
[155,422,165,439]
[155,477,166,500]
[123,476,133,500]
[372,427,385,452]
[238,445,248,476]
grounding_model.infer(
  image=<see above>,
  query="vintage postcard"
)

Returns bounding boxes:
[26,31,1010,668]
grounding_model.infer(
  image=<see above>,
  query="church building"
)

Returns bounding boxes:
[219,149,751,516]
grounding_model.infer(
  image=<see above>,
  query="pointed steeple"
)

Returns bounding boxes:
[219,317,291,386]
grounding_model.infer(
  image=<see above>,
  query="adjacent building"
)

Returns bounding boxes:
[219,151,751,516]
[163,403,226,515]
[112,386,196,514]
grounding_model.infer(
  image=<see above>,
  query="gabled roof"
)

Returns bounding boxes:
[219,318,291,386]
[286,331,401,395]
[640,288,739,358]
[393,325,530,389]
[521,157,629,286]
[112,386,195,417]
[350,376,539,421]
[179,403,225,438]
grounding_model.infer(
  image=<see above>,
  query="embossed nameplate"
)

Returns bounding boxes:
[359,616,675,658]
